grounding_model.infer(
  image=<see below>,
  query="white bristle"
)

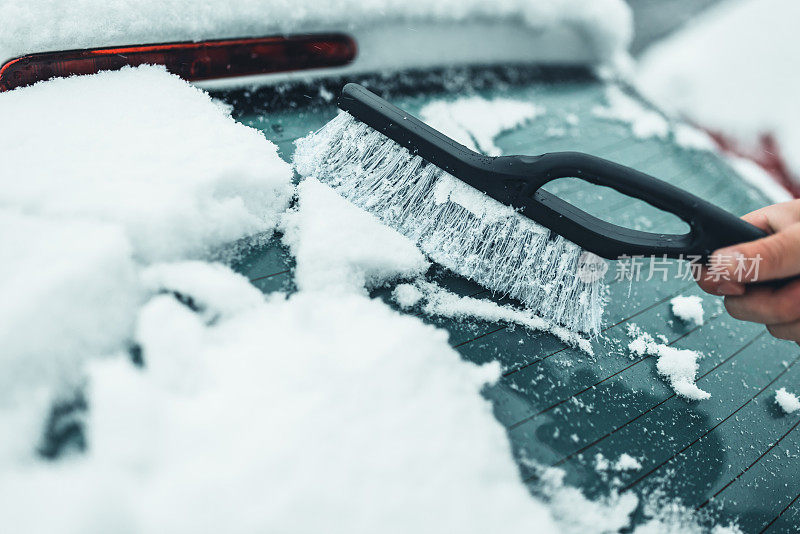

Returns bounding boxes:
[293,112,606,335]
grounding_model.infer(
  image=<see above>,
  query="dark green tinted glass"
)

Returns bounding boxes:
[221,70,800,533]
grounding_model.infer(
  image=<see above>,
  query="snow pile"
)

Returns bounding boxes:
[0,0,632,66]
[3,264,578,534]
[393,281,594,355]
[0,65,293,262]
[420,97,544,156]
[592,86,669,139]
[670,295,704,326]
[775,387,800,414]
[535,465,638,534]
[0,63,643,534]
[0,211,139,464]
[281,178,430,293]
[141,261,266,320]
[0,66,292,464]
[637,0,800,180]
[628,324,710,401]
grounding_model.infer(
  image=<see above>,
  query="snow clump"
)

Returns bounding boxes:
[627,324,710,401]
[775,388,800,414]
[670,295,705,326]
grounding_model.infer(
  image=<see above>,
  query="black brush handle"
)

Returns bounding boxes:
[497,152,769,259]
[338,83,768,260]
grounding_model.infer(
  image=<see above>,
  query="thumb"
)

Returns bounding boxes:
[712,222,800,283]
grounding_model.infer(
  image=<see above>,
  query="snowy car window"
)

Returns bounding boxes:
[222,67,800,532]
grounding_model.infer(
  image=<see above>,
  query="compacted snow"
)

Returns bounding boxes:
[637,0,800,183]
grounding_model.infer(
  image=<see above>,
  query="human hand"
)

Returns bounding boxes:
[697,200,800,343]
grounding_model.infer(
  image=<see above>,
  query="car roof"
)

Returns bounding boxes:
[221,68,800,532]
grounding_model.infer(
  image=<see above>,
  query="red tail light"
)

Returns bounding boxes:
[0,33,357,92]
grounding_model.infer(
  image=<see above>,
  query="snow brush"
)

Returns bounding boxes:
[293,83,767,335]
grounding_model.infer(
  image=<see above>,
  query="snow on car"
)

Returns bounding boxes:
[1,1,798,533]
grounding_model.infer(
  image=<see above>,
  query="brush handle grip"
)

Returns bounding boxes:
[509,152,768,259]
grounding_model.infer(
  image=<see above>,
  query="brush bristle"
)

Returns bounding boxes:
[293,112,606,335]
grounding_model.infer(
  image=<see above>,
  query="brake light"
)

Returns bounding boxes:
[0,34,357,92]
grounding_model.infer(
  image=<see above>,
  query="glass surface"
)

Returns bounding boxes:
[215,67,800,533]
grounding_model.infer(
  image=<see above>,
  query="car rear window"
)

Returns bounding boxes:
[216,66,800,532]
